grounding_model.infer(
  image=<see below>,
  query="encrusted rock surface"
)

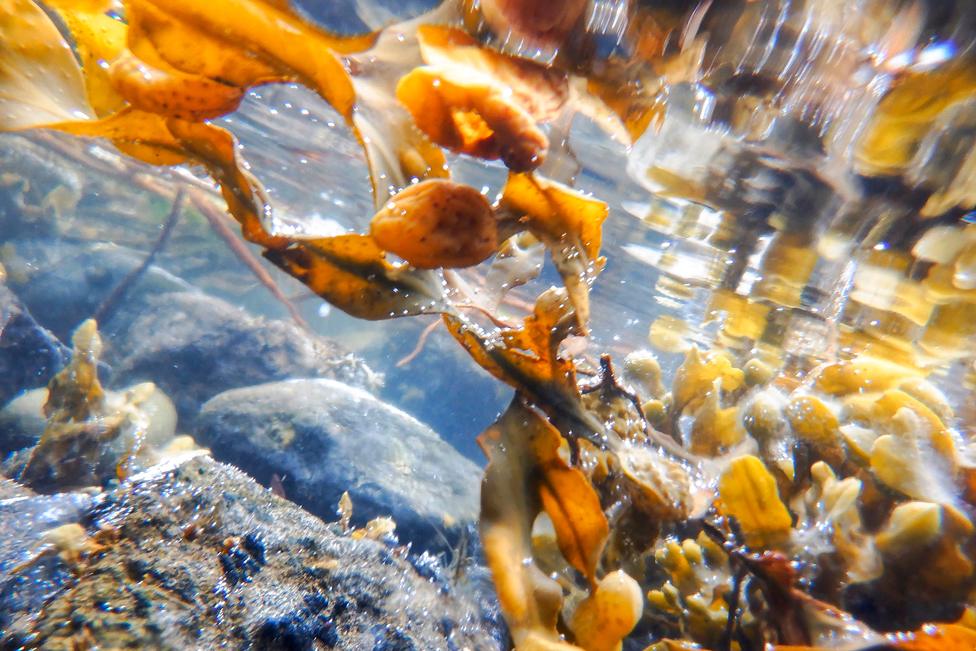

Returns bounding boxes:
[197,379,481,549]
[0,487,94,641]
[0,455,504,650]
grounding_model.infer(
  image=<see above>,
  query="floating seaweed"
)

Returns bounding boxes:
[2,0,976,649]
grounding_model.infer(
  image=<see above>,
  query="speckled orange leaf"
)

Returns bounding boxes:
[54,110,284,248]
[369,179,497,269]
[500,173,608,330]
[445,288,579,396]
[586,77,662,143]
[108,49,245,121]
[165,118,288,250]
[264,234,449,321]
[345,20,451,203]
[53,107,186,165]
[416,25,568,123]
[42,0,127,117]
[129,0,373,120]
[125,0,278,88]
[396,65,549,172]
[0,0,94,128]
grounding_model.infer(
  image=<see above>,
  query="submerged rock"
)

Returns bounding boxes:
[0,389,47,456]
[0,284,70,406]
[0,455,503,650]
[197,379,481,549]
[110,291,380,423]
[0,487,94,641]
[2,239,192,342]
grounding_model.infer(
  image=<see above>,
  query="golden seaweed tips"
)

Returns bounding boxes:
[718,455,793,548]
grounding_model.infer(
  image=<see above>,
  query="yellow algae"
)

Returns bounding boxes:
[741,389,795,481]
[672,347,744,414]
[351,517,397,541]
[708,290,770,342]
[569,570,643,651]
[869,408,960,506]
[613,444,692,522]
[648,315,692,354]
[912,225,976,265]
[917,301,976,364]
[1,1,974,647]
[649,532,739,647]
[897,377,955,423]
[872,389,956,464]
[743,358,775,387]
[741,389,788,443]
[640,399,668,429]
[689,379,744,456]
[954,242,976,291]
[718,455,792,548]
[793,462,881,584]
[753,236,819,308]
[856,61,976,177]
[814,356,922,396]
[622,350,666,399]
[839,423,878,464]
[654,540,697,594]
[785,395,844,467]
[875,501,943,556]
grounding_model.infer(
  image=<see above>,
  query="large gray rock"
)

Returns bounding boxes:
[110,292,380,423]
[197,379,481,549]
[0,455,504,650]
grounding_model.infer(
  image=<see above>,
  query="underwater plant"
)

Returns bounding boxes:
[3,0,976,649]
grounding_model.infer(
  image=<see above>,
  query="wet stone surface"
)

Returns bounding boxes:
[0,455,504,650]
[0,488,94,641]
[197,379,482,551]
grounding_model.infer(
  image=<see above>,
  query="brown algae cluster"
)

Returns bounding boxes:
[2,0,976,649]
[15,318,201,493]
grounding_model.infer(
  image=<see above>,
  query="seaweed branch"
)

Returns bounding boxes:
[191,192,310,331]
[92,189,185,325]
